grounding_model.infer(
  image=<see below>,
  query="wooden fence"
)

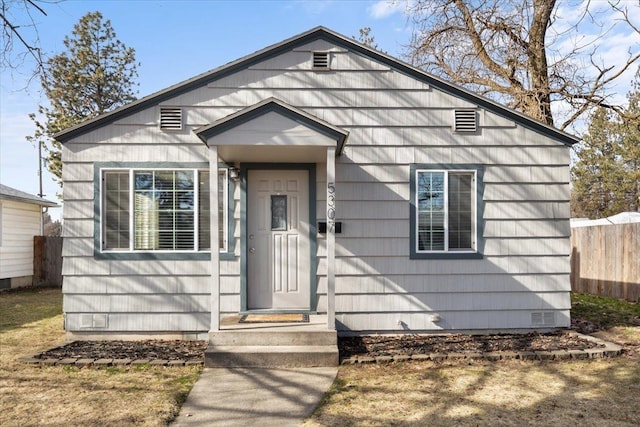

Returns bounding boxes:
[570,223,639,302]
[34,236,63,287]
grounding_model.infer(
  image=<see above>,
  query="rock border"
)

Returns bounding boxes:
[18,356,204,368]
[340,332,623,365]
[18,333,623,368]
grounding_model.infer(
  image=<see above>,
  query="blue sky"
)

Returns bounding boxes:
[0,0,638,221]
[0,0,412,220]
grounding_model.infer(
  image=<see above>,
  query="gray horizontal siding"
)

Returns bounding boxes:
[327,291,570,312]
[62,257,239,276]
[335,310,570,332]
[336,164,569,183]
[317,256,570,276]
[202,68,433,90]
[317,237,570,257]
[63,142,207,160]
[319,274,570,294]
[64,294,210,313]
[63,201,94,220]
[62,36,571,334]
[65,313,209,332]
[63,275,238,294]
[346,146,569,165]
[319,200,569,220]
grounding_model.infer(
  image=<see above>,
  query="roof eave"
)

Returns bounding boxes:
[54,25,579,147]
[0,194,58,207]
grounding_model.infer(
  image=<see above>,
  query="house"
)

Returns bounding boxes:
[0,184,57,289]
[55,27,578,341]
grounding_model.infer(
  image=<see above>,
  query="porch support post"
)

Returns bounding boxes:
[209,146,220,332]
[326,147,336,330]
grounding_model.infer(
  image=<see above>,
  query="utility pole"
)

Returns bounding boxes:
[38,139,46,235]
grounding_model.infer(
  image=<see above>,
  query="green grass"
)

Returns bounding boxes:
[571,292,640,328]
[0,287,62,332]
[0,287,201,427]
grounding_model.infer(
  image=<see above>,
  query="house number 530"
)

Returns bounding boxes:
[327,182,336,232]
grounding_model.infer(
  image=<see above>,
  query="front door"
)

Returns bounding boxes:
[247,169,310,310]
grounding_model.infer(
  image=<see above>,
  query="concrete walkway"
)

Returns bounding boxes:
[172,367,338,426]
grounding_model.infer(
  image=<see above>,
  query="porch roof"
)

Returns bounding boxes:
[194,98,349,163]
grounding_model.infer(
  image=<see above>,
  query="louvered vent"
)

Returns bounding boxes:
[531,312,556,327]
[160,107,183,130]
[454,109,477,132]
[312,51,330,69]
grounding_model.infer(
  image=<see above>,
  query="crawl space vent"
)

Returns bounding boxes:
[454,109,477,132]
[79,314,108,328]
[160,107,183,130]
[531,312,555,327]
[312,52,330,69]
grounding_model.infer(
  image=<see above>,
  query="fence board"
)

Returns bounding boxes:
[570,223,640,302]
[34,236,63,287]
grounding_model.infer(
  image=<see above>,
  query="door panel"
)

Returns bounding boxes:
[247,170,310,310]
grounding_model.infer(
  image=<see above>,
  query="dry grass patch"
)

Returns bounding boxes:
[304,358,640,426]
[307,293,640,426]
[0,288,200,427]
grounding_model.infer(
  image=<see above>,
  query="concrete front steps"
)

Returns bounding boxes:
[205,328,339,368]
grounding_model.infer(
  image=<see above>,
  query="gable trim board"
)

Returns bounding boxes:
[59,26,573,337]
[54,27,578,147]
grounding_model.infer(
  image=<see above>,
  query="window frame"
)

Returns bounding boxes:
[409,164,484,260]
[94,162,233,260]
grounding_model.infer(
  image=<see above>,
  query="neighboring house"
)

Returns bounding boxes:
[0,184,57,289]
[55,27,578,340]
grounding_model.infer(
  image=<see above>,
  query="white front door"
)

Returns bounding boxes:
[247,170,310,310]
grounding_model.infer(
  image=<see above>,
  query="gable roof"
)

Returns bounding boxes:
[0,184,58,207]
[195,97,349,154]
[54,26,579,147]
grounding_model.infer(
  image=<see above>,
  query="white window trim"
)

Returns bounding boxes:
[414,168,478,254]
[100,167,228,254]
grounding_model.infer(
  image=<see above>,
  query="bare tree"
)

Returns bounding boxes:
[1,0,54,75]
[43,211,61,236]
[406,0,640,130]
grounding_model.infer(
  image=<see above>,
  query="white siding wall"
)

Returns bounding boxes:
[0,199,41,280]
[62,38,571,335]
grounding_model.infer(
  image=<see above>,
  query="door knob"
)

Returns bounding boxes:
[249,247,256,254]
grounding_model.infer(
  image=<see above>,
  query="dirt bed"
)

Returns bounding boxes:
[34,331,607,363]
[33,317,634,362]
[339,331,603,359]
[35,339,207,362]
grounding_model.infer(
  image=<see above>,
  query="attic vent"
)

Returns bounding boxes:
[312,51,330,69]
[454,109,477,132]
[531,312,556,327]
[160,107,183,130]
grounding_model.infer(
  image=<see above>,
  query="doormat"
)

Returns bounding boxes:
[239,313,309,323]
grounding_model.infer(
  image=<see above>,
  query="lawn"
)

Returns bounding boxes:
[1,289,638,426]
[303,293,640,426]
[0,288,200,427]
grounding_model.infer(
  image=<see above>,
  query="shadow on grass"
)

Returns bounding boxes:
[571,292,640,329]
[308,358,640,427]
[0,287,62,333]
